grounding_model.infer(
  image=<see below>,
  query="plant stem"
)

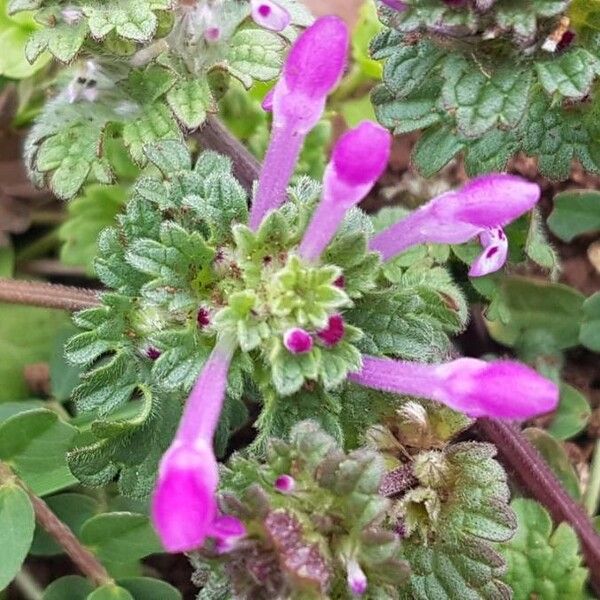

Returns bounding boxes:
[0,462,113,588]
[585,439,600,518]
[196,115,261,193]
[475,419,600,597]
[0,278,100,311]
[14,568,44,600]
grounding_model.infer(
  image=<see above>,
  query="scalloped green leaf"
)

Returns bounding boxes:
[0,409,78,495]
[500,498,588,599]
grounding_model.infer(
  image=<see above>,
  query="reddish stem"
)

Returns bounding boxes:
[476,419,600,596]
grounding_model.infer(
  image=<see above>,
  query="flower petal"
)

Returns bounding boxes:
[151,443,219,553]
[442,174,541,228]
[468,227,508,277]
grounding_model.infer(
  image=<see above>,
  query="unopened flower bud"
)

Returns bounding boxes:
[284,328,313,354]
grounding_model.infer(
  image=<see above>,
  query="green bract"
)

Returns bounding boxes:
[64,139,467,497]
[372,0,600,180]
[15,0,312,198]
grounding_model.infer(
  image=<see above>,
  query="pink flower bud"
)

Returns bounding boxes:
[298,122,391,262]
[284,328,314,354]
[347,558,368,596]
[251,0,291,32]
[275,474,296,493]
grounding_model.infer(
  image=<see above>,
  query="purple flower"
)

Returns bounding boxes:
[250,0,291,31]
[317,314,345,347]
[275,474,296,493]
[151,336,244,553]
[284,328,314,354]
[298,121,391,262]
[347,558,368,596]
[369,174,541,276]
[249,16,350,229]
[212,515,247,554]
[349,356,559,420]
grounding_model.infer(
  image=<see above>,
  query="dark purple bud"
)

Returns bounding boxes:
[318,315,345,347]
[146,347,161,361]
[197,307,211,329]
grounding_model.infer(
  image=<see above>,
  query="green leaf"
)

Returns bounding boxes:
[485,276,585,350]
[0,304,68,401]
[227,26,286,87]
[36,120,108,200]
[412,124,466,177]
[0,483,35,591]
[83,0,169,42]
[50,326,85,403]
[398,442,515,599]
[87,586,134,600]
[536,48,599,99]
[0,9,50,78]
[31,493,99,556]
[500,498,588,600]
[548,384,591,441]
[26,20,88,63]
[42,575,94,600]
[523,428,582,501]
[166,76,215,130]
[442,56,532,137]
[80,512,163,561]
[548,190,600,242]
[59,185,126,275]
[117,577,182,600]
[580,292,600,352]
[123,103,181,166]
[0,409,78,495]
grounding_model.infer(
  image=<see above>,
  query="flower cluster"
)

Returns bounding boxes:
[150,15,559,559]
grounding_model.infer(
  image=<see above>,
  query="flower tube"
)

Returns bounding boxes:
[349,356,559,420]
[298,121,391,262]
[151,335,244,553]
[249,16,350,229]
[368,174,541,276]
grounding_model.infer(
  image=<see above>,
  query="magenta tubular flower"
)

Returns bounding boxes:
[249,16,350,230]
[349,356,559,420]
[298,121,391,262]
[250,0,291,31]
[369,174,541,276]
[151,336,244,553]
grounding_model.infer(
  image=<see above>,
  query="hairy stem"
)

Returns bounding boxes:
[196,115,261,193]
[475,419,600,596]
[14,568,44,600]
[584,439,600,518]
[0,278,100,311]
[0,462,113,587]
